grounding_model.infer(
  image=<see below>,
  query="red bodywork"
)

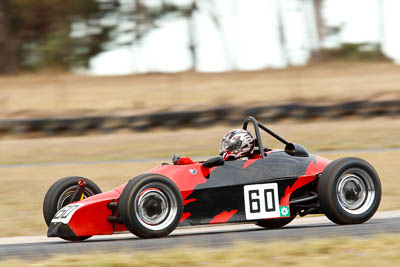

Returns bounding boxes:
[55,154,331,237]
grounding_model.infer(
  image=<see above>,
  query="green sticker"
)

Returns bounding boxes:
[280,205,290,217]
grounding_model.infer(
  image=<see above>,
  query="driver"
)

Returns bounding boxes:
[173,129,255,165]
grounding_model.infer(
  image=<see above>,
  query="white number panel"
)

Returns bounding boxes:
[243,183,280,220]
[51,204,82,224]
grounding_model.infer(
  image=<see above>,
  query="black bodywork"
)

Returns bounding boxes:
[171,117,325,226]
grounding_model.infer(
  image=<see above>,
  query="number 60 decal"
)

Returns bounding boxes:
[243,183,280,220]
[51,204,82,224]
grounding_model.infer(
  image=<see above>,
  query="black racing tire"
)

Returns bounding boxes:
[43,176,102,241]
[318,157,381,225]
[256,214,296,229]
[118,174,183,239]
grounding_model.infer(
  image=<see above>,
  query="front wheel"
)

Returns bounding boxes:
[118,174,183,238]
[43,176,102,241]
[318,157,381,225]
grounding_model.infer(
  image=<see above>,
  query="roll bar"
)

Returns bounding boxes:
[242,116,291,158]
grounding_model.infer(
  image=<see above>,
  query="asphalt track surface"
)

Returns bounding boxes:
[1,211,400,261]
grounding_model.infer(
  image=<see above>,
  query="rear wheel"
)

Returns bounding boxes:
[118,174,183,238]
[318,157,381,225]
[43,176,102,241]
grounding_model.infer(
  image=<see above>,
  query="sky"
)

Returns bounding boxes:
[89,0,400,75]
[323,0,400,62]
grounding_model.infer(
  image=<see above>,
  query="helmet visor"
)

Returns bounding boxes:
[220,139,242,153]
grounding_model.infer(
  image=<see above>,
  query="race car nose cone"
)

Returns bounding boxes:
[47,222,78,238]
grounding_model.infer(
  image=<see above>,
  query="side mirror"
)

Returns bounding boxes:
[202,157,224,168]
[284,143,309,157]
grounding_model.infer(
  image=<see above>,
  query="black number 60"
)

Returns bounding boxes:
[248,189,276,213]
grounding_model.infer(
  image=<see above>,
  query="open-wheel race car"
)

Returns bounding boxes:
[43,116,382,241]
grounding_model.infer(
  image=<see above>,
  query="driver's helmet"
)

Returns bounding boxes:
[219,129,255,160]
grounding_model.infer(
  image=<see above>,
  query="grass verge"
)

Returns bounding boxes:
[1,117,400,165]
[1,235,400,266]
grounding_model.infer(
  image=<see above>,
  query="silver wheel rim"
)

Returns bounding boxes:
[336,171,375,215]
[134,182,178,231]
[57,185,96,210]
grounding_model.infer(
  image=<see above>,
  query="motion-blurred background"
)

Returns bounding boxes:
[0,0,399,261]
[1,0,400,75]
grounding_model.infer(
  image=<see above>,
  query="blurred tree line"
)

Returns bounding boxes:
[0,0,121,73]
[0,0,219,74]
[0,0,386,75]
[0,0,200,74]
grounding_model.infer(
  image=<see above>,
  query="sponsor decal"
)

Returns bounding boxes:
[51,204,83,224]
[243,183,280,220]
[189,168,197,175]
[280,205,290,217]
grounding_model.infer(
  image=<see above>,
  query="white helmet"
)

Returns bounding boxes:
[219,129,255,160]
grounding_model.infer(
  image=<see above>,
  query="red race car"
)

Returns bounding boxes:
[43,116,381,241]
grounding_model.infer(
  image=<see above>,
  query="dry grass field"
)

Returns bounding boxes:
[1,117,399,165]
[0,62,399,119]
[2,235,400,266]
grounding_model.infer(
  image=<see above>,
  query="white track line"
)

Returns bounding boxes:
[1,210,399,246]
